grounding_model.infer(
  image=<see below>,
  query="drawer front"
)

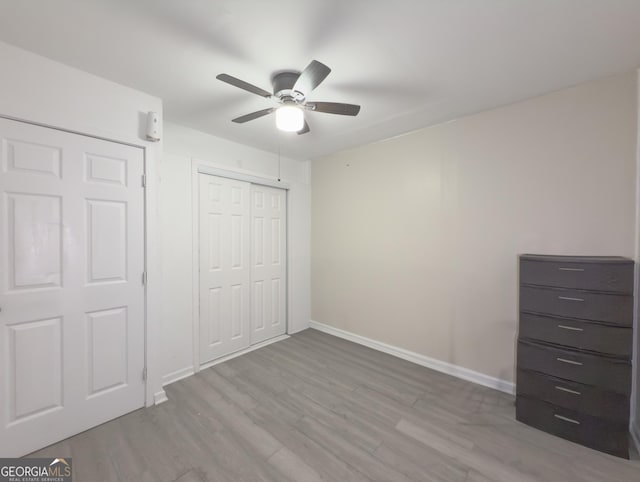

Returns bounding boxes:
[520,286,632,326]
[519,313,632,357]
[516,395,629,459]
[520,259,633,293]
[516,369,629,423]
[517,341,631,394]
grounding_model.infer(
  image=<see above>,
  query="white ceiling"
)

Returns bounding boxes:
[0,0,640,160]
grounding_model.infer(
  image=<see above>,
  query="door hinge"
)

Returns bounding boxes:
[142,367,147,381]
[142,271,147,285]
[141,174,147,188]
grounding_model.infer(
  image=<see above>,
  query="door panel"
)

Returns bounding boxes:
[9,317,63,422]
[251,185,286,344]
[86,199,127,283]
[0,118,145,456]
[7,193,62,289]
[5,138,62,177]
[199,174,251,364]
[86,307,128,396]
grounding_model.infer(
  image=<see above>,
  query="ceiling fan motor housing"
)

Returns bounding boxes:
[272,71,303,101]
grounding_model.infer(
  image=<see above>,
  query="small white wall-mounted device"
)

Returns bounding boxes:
[145,111,161,142]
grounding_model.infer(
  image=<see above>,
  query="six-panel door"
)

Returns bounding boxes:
[199,175,252,364]
[250,184,287,344]
[0,118,146,456]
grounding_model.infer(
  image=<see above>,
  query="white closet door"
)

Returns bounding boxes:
[199,174,251,364]
[0,118,145,457]
[250,184,287,344]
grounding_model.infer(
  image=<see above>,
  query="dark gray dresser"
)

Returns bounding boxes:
[516,254,634,458]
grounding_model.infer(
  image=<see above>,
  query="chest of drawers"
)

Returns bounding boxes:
[516,254,634,458]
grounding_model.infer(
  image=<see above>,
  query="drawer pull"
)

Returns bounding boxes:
[554,414,580,425]
[557,296,584,302]
[558,267,585,272]
[556,357,583,366]
[554,385,582,396]
[557,324,584,332]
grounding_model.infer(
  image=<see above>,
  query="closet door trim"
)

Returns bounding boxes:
[197,163,291,190]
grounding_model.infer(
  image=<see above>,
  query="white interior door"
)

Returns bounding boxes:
[199,174,251,364]
[250,184,287,344]
[0,118,146,457]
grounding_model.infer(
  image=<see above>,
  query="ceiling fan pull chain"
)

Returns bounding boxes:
[277,131,281,182]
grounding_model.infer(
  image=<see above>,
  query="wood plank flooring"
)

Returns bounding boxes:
[31,329,639,481]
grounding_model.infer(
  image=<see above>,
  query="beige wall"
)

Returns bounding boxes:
[312,72,638,385]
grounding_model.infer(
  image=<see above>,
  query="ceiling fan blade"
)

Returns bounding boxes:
[293,60,331,96]
[297,120,310,135]
[306,102,361,116]
[232,108,275,123]
[217,73,272,98]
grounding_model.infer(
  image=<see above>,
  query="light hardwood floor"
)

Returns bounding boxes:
[31,329,639,481]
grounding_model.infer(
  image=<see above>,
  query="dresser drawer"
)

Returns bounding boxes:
[517,341,631,394]
[516,395,629,459]
[516,369,629,424]
[519,313,632,357]
[520,286,632,326]
[520,258,633,293]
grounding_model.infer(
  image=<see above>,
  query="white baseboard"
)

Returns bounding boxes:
[309,320,515,395]
[198,334,290,371]
[162,366,195,387]
[631,419,640,453]
[153,389,168,405]
[161,336,290,392]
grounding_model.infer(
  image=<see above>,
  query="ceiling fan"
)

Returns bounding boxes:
[216,60,360,135]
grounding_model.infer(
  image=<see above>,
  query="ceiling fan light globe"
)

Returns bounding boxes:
[276,105,304,132]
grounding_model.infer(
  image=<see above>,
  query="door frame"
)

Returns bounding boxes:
[191,158,290,372]
[0,113,163,408]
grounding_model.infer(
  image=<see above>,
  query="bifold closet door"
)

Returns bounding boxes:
[250,185,287,344]
[199,175,251,364]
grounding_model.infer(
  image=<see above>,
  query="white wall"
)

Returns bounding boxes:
[312,72,638,388]
[0,41,161,142]
[0,41,166,404]
[160,122,311,385]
